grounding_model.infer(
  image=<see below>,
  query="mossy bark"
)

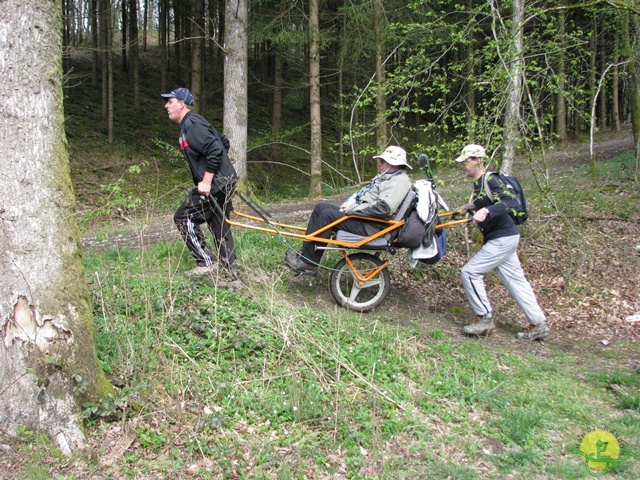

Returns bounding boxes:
[0,0,112,455]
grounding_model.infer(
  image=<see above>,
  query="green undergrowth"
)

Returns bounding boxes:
[551,152,640,220]
[55,227,640,479]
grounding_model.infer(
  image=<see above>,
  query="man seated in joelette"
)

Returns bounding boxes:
[285,146,413,274]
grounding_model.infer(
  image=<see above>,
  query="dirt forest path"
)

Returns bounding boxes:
[81,133,636,250]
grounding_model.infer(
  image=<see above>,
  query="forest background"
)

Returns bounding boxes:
[1,0,640,478]
[64,0,640,199]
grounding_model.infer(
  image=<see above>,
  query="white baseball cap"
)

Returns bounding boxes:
[455,144,487,163]
[373,146,412,169]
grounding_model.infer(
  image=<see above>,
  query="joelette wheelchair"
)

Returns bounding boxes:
[225,184,469,312]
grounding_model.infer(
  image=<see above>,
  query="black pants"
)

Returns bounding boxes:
[174,187,236,268]
[300,203,382,264]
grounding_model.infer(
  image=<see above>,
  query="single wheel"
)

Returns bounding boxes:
[329,253,391,312]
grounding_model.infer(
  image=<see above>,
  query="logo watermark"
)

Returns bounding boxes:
[571,429,636,477]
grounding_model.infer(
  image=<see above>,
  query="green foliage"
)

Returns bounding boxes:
[82,393,130,425]
[550,153,640,219]
[81,163,146,226]
[152,138,183,166]
[137,427,168,450]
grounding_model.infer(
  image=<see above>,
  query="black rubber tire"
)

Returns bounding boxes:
[329,253,391,312]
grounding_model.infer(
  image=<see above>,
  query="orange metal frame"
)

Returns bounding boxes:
[344,253,390,287]
[227,208,470,251]
[226,205,470,294]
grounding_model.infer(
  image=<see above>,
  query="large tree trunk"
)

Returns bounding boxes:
[308,0,322,196]
[223,0,248,180]
[0,0,111,456]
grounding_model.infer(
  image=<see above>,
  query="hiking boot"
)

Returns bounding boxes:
[184,264,218,279]
[517,322,550,341]
[463,313,496,336]
[285,249,318,275]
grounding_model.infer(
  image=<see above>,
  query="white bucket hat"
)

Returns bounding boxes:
[455,144,487,163]
[373,146,412,169]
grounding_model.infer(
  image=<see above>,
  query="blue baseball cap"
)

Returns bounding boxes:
[160,88,195,107]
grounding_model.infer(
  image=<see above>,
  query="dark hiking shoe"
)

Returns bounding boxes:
[517,322,551,341]
[285,249,318,275]
[463,313,496,336]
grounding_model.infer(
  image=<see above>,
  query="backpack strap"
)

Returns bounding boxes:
[482,172,495,203]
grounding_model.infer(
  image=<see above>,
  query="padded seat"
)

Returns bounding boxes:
[334,189,416,249]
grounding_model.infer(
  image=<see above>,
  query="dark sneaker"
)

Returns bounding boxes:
[517,322,550,341]
[285,249,318,275]
[463,313,496,336]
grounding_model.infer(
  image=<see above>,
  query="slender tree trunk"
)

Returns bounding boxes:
[622,11,640,174]
[159,0,167,92]
[174,0,183,85]
[0,0,111,456]
[122,0,128,72]
[223,0,248,180]
[108,3,114,144]
[272,49,283,137]
[143,0,148,51]
[191,0,205,114]
[598,31,607,130]
[465,0,476,139]
[91,0,99,87]
[556,6,568,143]
[373,0,387,148]
[217,0,225,64]
[129,0,140,109]
[308,0,322,196]
[62,0,70,53]
[496,0,525,175]
[589,19,597,137]
[337,0,348,169]
[612,18,621,133]
[99,0,108,119]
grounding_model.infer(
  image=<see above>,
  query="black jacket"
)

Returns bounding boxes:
[178,111,237,193]
[470,173,520,242]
